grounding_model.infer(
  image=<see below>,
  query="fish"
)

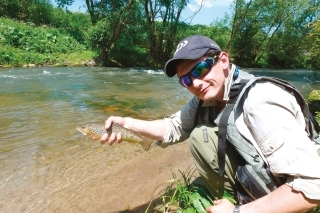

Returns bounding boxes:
[76,123,153,151]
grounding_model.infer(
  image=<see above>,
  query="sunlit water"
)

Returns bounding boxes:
[0,66,319,212]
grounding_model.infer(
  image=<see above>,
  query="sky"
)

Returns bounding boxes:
[59,0,233,26]
[182,0,233,25]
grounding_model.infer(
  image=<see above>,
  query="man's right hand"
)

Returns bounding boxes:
[100,116,130,145]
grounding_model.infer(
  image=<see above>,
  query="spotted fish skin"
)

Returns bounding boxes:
[77,123,152,151]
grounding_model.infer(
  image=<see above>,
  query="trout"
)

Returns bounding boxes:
[77,123,153,151]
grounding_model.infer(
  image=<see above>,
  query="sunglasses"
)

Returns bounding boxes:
[179,57,216,88]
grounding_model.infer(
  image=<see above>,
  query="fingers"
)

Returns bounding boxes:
[213,199,223,205]
[206,199,234,213]
[99,116,125,145]
[100,133,117,145]
[100,132,122,145]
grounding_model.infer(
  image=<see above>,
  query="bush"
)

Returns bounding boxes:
[0,18,96,66]
[51,8,91,44]
[0,0,54,26]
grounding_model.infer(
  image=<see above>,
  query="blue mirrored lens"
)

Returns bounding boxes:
[179,75,192,87]
[178,57,215,88]
[191,61,210,78]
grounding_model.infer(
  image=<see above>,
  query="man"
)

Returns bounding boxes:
[100,35,320,213]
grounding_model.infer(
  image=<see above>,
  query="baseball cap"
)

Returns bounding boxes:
[164,35,221,77]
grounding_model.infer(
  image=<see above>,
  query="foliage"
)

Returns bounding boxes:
[0,0,54,25]
[51,8,91,44]
[147,168,236,213]
[85,0,140,65]
[111,33,149,67]
[0,18,86,53]
[0,18,96,66]
[1,0,320,69]
[143,0,190,65]
[229,0,319,68]
[309,207,320,213]
[316,111,320,124]
[177,19,231,51]
[307,19,320,71]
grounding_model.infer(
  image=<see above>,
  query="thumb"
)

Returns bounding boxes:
[213,199,223,205]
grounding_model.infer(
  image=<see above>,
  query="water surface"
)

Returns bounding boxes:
[0,66,319,212]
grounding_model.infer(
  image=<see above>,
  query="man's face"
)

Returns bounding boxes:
[176,55,228,102]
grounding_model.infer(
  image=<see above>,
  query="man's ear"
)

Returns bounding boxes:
[219,52,230,70]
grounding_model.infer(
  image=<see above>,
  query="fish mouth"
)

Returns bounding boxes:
[77,126,88,135]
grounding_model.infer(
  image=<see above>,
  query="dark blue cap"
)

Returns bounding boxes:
[164,35,221,77]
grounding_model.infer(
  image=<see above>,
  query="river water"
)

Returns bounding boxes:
[0,66,319,212]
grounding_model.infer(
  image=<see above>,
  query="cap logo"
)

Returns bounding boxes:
[175,40,188,53]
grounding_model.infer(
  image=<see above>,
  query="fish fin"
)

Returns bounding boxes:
[92,134,102,140]
[139,138,154,151]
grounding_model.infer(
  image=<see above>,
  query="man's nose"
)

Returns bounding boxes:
[191,77,203,88]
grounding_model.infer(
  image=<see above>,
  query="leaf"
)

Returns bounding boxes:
[222,190,237,205]
[182,207,197,213]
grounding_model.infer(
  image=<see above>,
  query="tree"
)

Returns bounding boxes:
[143,0,189,65]
[308,19,320,71]
[86,0,139,65]
[228,0,319,68]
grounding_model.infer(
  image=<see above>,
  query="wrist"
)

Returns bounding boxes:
[124,117,134,130]
[233,205,240,213]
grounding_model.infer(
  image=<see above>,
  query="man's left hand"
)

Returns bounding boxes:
[206,198,235,213]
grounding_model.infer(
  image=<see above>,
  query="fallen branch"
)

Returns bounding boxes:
[303,76,320,83]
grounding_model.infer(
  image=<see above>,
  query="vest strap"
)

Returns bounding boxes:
[193,99,204,129]
[218,80,249,176]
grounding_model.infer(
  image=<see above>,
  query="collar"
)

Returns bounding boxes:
[223,64,237,101]
[202,64,237,107]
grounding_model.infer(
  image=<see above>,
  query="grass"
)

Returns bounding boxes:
[147,167,320,213]
[0,44,97,67]
[146,167,236,213]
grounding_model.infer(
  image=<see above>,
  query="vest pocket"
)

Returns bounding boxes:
[259,131,298,172]
[236,164,270,200]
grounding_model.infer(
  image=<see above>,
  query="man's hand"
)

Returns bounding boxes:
[206,198,235,213]
[100,116,129,145]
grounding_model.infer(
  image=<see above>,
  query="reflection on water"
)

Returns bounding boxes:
[0,66,319,212]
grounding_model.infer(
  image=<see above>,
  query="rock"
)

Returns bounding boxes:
[22,64,36,68]
[84,59,96,66]
[84,60,96,66]
[306,90,320,115]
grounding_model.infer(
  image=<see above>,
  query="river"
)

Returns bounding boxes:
[0,66,319,213]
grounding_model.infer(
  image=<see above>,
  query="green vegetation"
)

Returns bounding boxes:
[147,168,236,213]
[0,17,96,67]
[0,0,319,73]
[150,168,320,213]
[316,112,320,124]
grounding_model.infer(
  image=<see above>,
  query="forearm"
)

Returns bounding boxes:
[124,117,167,141]
[241,184,320,213]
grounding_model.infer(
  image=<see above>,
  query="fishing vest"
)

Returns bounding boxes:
[195,73,320,204]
